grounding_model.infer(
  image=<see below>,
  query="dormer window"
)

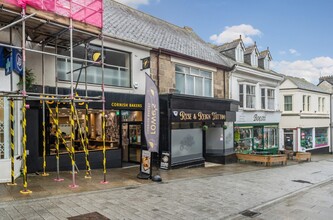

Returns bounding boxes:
[264,56,270,70]
[236,45,244,63]
[251,52,258,67]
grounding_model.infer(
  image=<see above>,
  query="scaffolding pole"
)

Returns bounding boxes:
[41,45,49,177]
[69,18,78,189]
[7,99,17,186]
[20,7,32,195]
[101,35,108,184]
[53,102,64,181]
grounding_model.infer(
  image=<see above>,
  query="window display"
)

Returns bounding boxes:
[234,125,279,154]
[48,108,123,155]
[315,127,328,147]
[234,127,253,153]
[301,128,313,149]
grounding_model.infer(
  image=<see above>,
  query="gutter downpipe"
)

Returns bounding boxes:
[228,64,237,99]
[157,48,161,93]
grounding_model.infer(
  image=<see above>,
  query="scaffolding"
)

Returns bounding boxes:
[0,0,109,192]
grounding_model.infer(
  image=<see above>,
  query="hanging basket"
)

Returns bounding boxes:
[202,125,208,131]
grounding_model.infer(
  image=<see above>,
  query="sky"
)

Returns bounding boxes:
[114,0,333,84]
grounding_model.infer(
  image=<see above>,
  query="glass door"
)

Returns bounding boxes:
[128,123,142,163]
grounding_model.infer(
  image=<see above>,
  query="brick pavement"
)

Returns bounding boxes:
[1,157,333,219]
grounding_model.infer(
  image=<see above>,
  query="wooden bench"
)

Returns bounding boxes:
[236,153,287,166]
[295,152,311,162]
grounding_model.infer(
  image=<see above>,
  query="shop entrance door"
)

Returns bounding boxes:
[121,122,142,163]
[284,129,294,150]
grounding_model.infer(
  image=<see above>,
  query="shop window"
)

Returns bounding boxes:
[48,108,124,155]
[246,85,255,108]
[175,64,213,97]
[171,128,203,164]
[301,128,313,149]
[57,45,131,88]
[284,96,292,111]
[315,128,328,147]
[253,127,263,149]
[234,127,253,153]
[264,127,278,149]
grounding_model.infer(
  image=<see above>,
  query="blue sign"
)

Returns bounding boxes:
[12,49,23,76]
[0,46,12,75]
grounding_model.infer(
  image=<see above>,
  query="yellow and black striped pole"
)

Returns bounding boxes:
[53,103,64,181]
[73,104,91,178]
[69,100,78,188]
[41,100,49,176]
[7,99,16,186]
[101,109,107,184]
[20,98,31,194]
[84,102,91,178]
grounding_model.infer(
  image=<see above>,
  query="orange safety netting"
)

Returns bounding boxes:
[5,0,103,28]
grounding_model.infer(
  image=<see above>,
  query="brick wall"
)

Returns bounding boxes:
[150,51,229,98]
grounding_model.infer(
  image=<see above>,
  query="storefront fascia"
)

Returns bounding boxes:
[26,86,145,172]
[235,111,281,154]
[159,94,238,168]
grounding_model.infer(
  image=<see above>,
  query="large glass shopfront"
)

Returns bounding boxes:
[300,127,329,150]
[234,125,279,154]
[47,108,143,163]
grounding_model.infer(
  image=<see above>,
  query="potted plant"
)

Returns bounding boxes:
[17,68,35,91]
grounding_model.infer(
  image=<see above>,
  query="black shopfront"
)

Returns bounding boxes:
[159,94,238,168]
[26,86,144,173]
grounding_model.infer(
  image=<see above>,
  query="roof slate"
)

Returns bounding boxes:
[319,76,333,85]
[286,76,328,93]
[103,0,234,68]
[214,39,242,52]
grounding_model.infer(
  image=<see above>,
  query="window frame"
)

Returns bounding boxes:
[175,64,213,97]
[284,95,293,111]
[57,45,132,88]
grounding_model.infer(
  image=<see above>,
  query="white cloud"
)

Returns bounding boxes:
[209,24,262,45]
[289,48,301,56]
[279,51,286,55]
[271,56,333,84]
[114,0,151,8]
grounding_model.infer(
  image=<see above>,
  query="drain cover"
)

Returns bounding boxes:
[292,180,313,184]
[68,212,109,220]
[240,210,260,218]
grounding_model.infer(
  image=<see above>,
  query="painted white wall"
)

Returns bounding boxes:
[26,38,151,95]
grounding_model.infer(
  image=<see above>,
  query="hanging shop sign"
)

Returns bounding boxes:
[144,73,160,153]
[141,57,150,70]
[160,152,170,170]
[12,48,23,76]
[141,150,151,175]
[171,109,226,122]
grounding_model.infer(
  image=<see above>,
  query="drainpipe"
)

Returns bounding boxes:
[157,48,161,93]
[228,64,237,99]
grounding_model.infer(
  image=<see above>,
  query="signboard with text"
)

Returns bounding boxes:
[171,109,226,122]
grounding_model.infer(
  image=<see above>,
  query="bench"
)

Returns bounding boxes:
[236,153,287,166]
[295,152,311,162]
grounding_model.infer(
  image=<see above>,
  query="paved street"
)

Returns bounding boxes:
[1,157,333,220]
